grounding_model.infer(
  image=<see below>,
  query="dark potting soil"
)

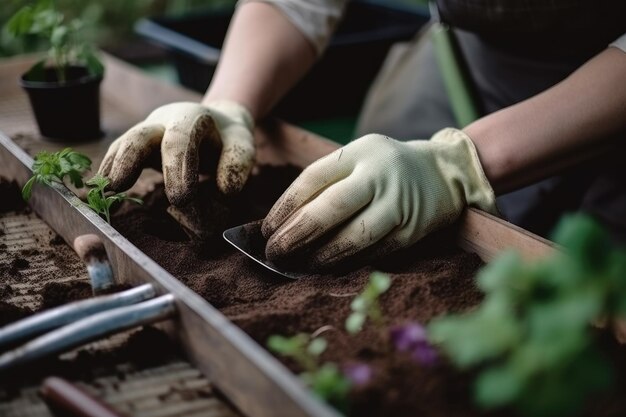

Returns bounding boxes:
[0,301,33,327]
[39,281,93,309]
[111,164,626,417]
[0,177,25,213]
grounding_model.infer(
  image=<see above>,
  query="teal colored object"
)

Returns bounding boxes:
[298,117,356,145]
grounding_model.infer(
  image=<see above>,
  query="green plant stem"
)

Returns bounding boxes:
[369,303,386,327]
[100,187,110,224]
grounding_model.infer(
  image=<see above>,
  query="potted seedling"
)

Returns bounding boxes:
[6,0,104,141]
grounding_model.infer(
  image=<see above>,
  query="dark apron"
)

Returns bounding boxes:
[356,0,626,242]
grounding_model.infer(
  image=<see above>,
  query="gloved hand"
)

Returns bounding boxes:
[262,128,498,268]
[98,101,255,205]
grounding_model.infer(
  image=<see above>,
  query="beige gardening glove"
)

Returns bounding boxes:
[262,128,498,269]
[98,101,254,239]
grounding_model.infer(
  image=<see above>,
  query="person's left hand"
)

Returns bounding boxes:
[261,128,498,269]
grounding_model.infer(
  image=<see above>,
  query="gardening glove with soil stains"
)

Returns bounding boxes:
[262,128,498,269]
[98,101,254,240]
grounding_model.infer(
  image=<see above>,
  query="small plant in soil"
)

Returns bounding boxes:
[6,0,103,83]
[429,214,626,417]
[86,174,142,224]
[22,148,91,200]
[268,333,351,412]
[21,149,141,224]
[345,272,390,334]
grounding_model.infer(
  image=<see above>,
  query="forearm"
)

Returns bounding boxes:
[465,47,626,194]
[202,2,317,121]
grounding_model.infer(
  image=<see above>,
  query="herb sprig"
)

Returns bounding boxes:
[345,272,390,334]
[22,149,141,224]
[268,333,351,411]
[86,174,142,224]
[22,148,91,200]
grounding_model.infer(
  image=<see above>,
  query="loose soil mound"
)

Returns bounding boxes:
[109,165,626,416]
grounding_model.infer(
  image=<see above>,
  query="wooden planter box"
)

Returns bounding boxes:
[0,54,554,417]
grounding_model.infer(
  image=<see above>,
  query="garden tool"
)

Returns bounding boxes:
[223,220,308,280]
[0,233,154,350]
[0,284,156,351]
[41,376,128,417]
[0,294,176,373]
[73,234,115,295]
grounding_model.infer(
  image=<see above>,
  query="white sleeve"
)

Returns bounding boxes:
[609,33,626,53]
[237,0,349,55]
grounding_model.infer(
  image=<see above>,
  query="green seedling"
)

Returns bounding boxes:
[22,148,91,201]
[6,0,103,83]
[268,333,351,412]
[345,272,391,334]
[86,174,142,224]
[429,214,626,417]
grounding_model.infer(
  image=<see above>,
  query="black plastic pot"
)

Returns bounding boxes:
[20,66,103,141]
[135,0,429,122]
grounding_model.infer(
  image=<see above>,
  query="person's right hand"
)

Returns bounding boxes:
[98,101,255,206]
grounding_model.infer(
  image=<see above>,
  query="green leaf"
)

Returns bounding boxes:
[369,272,391,294]
[307,338,327,357]
[31,9,62,34]
[50,25,68,47]
[82,49,104,77]
[267,334,306,356]
[6,6,35,37]
[345,312,365,334]
[22,176,36,201]
[67,151,92,168]
[304,363,351,406]
[350,296,367,312]
[67,170,84,189]
[475,364,523,408]
[126,197,144,205]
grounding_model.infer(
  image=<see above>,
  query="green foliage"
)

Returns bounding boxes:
[268,333,351,412]
[86,174,142,224]
[345,272,391,334]
[1,0,237,59]
[22,147,91,200]
[301,363,351,412]
[429,214,626,416]
[5,0,103,82]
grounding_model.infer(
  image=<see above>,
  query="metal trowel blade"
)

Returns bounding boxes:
[223,221,309,280]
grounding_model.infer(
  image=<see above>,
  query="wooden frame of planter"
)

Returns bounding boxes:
[0,53,554,417]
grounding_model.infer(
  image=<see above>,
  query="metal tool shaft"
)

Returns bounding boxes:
[0,284,155,351]
[0,294,176,373]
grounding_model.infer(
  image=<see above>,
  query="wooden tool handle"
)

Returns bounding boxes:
[41,376,127,417]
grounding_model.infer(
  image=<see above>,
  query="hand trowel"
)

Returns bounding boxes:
[223,220,309,280]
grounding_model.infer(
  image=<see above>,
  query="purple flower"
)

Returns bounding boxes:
[390,322,438,366]
[343,362,373,386]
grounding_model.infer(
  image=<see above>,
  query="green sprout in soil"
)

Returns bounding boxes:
[345,272,391,334]
[22,147,91,200]
[428,214,626,417]
[86,174,142,224]
[6,0,104,83]
[268,333,351,412]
